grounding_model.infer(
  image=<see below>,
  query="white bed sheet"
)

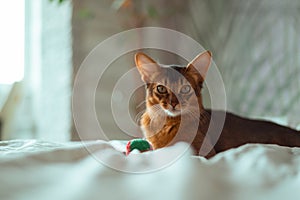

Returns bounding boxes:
[0,140,299,200]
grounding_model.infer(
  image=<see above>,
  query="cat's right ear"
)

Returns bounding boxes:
[135,52,161,83]
[186,51,212,82]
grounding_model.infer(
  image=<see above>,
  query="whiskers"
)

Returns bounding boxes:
[184,110,200,121]
[134,100,146,124]
[183,108,211,125]
[200,110,211,125]
[136,100,146,109]
[134,102,166,132]
[134,101,211,134]
[135,109,146,124]
[139,103,167,132]
[149,104,165,121]
[148,105,166,131]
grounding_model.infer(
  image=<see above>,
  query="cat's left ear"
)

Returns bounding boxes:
[135,52,161,83]
[187,51,212,81]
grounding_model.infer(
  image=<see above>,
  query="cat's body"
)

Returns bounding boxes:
[210,110,300,152]
[135,51,300,158]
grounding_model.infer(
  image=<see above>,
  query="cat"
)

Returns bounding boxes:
[135,51,300,158]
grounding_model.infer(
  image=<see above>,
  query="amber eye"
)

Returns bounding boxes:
[180,85,191,94]
[157,85,167,94]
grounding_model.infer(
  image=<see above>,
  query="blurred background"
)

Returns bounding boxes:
[0,0,299,142]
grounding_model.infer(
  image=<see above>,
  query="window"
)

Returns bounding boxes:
[1,0,72,141]
[0,0,24,85]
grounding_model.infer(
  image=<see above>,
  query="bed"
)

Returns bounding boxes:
[0,139,299,200]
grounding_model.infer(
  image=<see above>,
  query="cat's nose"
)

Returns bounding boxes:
[171,102,178,109]
[170,95,179,109]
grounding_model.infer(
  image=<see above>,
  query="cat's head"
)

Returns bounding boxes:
[135,51,211,117]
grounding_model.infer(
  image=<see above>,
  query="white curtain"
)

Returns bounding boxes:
[2,0,72,141]
[187,0,300,128]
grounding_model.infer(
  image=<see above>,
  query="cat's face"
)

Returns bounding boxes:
[141,67,201,117]
[135,51,211,117]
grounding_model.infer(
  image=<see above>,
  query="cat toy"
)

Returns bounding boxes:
[126,139,153,155]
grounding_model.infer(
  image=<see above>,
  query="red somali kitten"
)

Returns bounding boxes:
[135,51,300,158]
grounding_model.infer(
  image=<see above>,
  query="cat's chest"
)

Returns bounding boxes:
[142,118,179,136]
[141,114,184,148]
[143,123,180,149]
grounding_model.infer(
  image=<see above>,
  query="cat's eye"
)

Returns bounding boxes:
[157,85,167,94]
[180,85,191,94]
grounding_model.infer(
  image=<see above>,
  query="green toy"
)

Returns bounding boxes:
[126,139,153,155]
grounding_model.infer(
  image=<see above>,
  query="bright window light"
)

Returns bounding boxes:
[0,0,24,84]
